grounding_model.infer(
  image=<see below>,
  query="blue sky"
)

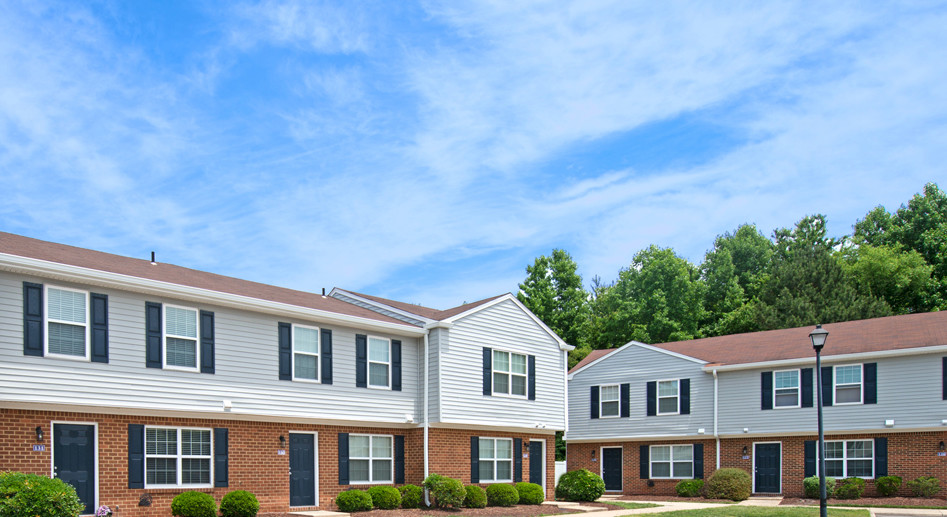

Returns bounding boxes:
[1,1,946,309]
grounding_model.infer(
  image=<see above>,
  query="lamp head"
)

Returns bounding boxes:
[809,324,828,352]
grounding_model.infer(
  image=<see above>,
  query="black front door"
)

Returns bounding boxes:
[601,447,622,491]
[53,423,95,514]
[529,441,544,486]
[755,443,781,493]
[289,434,316,507]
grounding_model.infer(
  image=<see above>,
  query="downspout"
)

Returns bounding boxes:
[423,329,430,506]
[713,369,720,470]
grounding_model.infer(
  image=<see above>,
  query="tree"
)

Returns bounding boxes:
[837,242,937,313]
[517,249,589,350]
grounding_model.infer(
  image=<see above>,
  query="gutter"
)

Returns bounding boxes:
[713,369,720,470]
[703,344,947,372]
[424,328,430,506]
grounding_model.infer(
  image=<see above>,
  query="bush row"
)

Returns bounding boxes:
[804,475,940,499]
[335,476,547,512]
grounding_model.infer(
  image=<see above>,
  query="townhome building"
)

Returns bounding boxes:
[565,312,947,497]
[0,232,571,515]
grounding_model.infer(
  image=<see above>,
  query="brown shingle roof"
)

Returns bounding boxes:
[0,232,413,327]
[569,348,617,373]
[347,290,506,321]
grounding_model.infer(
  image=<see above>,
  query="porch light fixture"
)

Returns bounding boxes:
[35,426,43,442]
[279,435,286,447]
[742,446,748,456]
[591,450,596,460]
[810,324,829,517]
[939,441,945,451]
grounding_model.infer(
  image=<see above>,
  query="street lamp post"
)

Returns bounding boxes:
[810,324,829,517]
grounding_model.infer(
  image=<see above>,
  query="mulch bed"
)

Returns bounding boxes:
[260,504,587,517]
[780,497,947,508]
[616,495,734,503]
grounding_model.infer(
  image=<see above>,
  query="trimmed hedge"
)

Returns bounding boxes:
[875,476,901,497]
[704,468,751,501]
[835,477,866,500]
[803,476,836,499]
[464,485,487,508]
[424,474,465,508]
[336,489,373,513]
[367,486,401,510]
[171,491,217,517]
[0,471,84,517]
[399,484,424,509]
[486,483,519,507]
[908,476,941,497]
[220,490,260,517]
[675,479,704,497]
[555,469,606,502]
[515,482,544,505]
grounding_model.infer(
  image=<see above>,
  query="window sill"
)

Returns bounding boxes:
[44,353,90,362]
[142,486,214,492]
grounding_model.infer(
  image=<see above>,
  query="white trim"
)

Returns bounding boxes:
[367,335,392,390]
[291,324,321,383]
[752,441,782,494]
[443,294,574,351]
[599,446,623,492]
[773,369,801,409]
[44,285,91,361]
[833,364,864,406]
[656,379,681,416]
[649,444,695,480]
[704,344,947,372]
[822,438,874,479]
[348,433,395,484]
[162,304,200,372]
[51,421,98,515]
[478,436,514,483]
[531,438,547,492]
[491,348,529,398]
[598,384,621,418]
[288,430,319,507]
[329,289,434,325]
[569,341,705,379]
[143,425,214,489]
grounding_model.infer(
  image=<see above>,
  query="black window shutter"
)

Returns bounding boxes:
[590,386,600,419]
[392,339,402,391]
[761,371,773,410]
[620,383,630,418]
[646,381,657,416]
[395,435,405,484]
[514,438,522,482]
[482,347,492,396]
[23,282,43,357]
[214,428,228,487]
[874,437,888,477]
[278,322,291,380]
[470,436,480,483]
[821,366,833,406]
[801,368,814,408]
[321,328,333,384]
[355,335,367,388]
[528,355,536,401]
[90,293,108,363]
[943,358,947,400]
[804,440,816,477]
[680,379,691,415]
[864,363,877,404]
[639,445,649,479]
[338,433,350,485]
[145,302,162,368]
[128,424,144,488]
[694,443,704,479]
[200,310,215,374]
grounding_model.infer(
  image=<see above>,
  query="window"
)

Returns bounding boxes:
[600,385,620,417]
[45,286,89,359]
[293,324,319,381]
[650,445,693,479]
[774,369,800,408]
[349,434,393,483]
[493,350,527,397]
[657,380,680,415]
[479,438,513,482]
[835,365,863,404]
[145,427,212,487]
[164,305,199,370]
[368,336,390,388]
[825,440,873,478]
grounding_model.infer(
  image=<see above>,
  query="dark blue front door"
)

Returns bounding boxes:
[602,447,622,491]
[755,443,781,493]
[529,441,543,486]
[54,423,95,514]
[289,434,316,507]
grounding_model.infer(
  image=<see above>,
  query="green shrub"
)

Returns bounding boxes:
[399,484,424,508]
[423,474,465,508]
[515,482,544,504]
[908,476,942,497]
[0,471,84,517]
[835,477,866,499]
[485,483,519,507]
[171,491,217,517]
[335,489,373,513]
[675,479,704,497]
[803,476,836,499]
[367,486,401,510]
[463,485,487,508]
[555,469,606,502]
[875,475,902,497]
[220,490,259,517]
[704,468,751,501]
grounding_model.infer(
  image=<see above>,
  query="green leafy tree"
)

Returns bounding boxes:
[517,249,590,349]
[837,242,937,313]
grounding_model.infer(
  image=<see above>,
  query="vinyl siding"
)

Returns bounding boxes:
[426,326,445,423]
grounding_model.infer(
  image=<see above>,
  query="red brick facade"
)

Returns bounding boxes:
[0,408,555,515]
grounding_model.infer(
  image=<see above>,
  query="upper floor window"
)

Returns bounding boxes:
[368,336,391,388]
[657,380,680,415]
[834,365,862,404]
[145,427,212,488]
[479,437,513,482]
[349,434,393,483]
[45,286,89,359]
[165,305,199,370]
[293,324,320,381]
[825,439,872,478]
[774,369,800,408]
[650,445,693,479]
[600,385,620,418]
[493,350,527,397]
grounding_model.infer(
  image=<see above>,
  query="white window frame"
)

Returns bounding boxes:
[599,384,620,418]
[833,364,863,405]
[656,379,680,415]
[492,349,528,398]
[367,336,391,390]
[44,285,90,361]
[649,444,694,479]
[291,324,320,383]
[773,369,801,409]
[478,437,514,483]
[162,304,200,372]
[823,439,873,479]
[349,433,394,484]
[144,426,213,489]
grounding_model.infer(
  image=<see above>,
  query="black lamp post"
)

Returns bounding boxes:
[809,324,829,517]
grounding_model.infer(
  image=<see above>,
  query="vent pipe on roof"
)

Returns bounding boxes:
[150,251,156,265]
[322,287,326,298]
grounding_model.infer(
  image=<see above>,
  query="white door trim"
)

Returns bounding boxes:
[51,421,99,516]
[599,446,623,492]
[289,431,319,507]
[752,441,782,494]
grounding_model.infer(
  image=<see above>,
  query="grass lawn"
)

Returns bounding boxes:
[642,508,870,517]
[602,501,662,509]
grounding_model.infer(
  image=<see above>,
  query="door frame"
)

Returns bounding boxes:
[599,446,623,492]
[752,441,782,494]
[529,439,546,492]
[50,421,98,515]
[288,431,319,507]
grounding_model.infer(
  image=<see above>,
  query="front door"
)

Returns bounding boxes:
[601,447,622,491]
[754,443,781,493]
[289,433,316,507]
[529,440,544,488]
[53,423,95,514]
